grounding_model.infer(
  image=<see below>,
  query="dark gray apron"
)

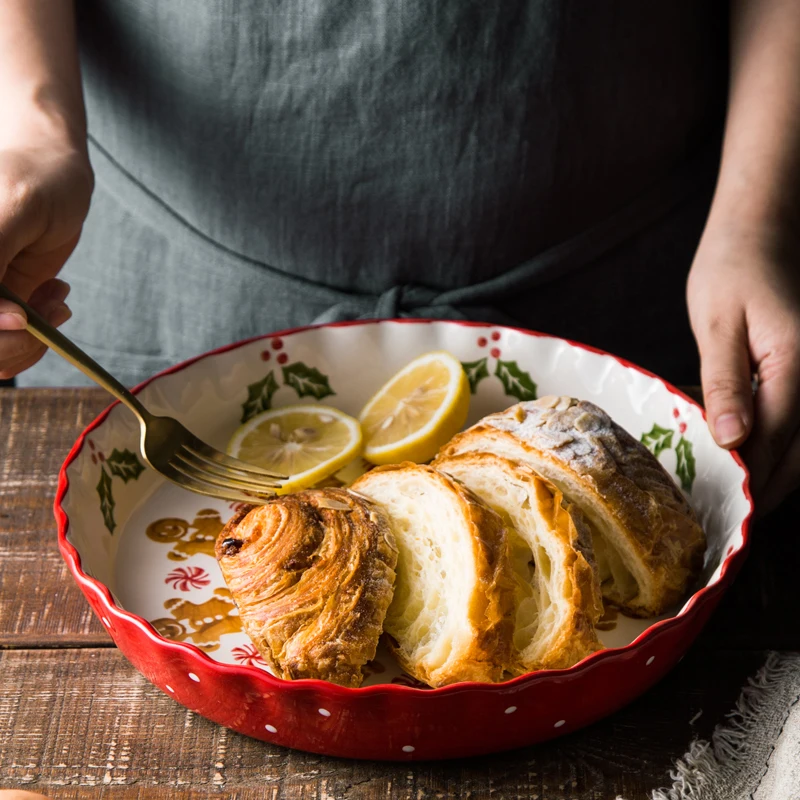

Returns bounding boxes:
[20,0,728,388]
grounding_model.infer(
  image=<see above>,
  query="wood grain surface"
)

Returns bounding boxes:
[0,647,765,798]
[1,387,799,799]
[0,389,111,647]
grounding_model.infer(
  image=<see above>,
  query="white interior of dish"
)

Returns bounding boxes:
[61,321,750,686]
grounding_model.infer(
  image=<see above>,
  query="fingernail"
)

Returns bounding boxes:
[0,312,26,331]
[714,413,746,447]
[46,303,72,327]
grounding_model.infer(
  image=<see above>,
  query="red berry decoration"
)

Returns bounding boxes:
[491,331,501,341]
[477,337,488,347]
[672,408,680,418]
[99,452,105,462]
[679,422,687,434]
[261,350,271,361]
[91,454,97,465]
[272,338,284,351]
[491,348,501,358]
[277,353,288,365]
[88,440,96,451]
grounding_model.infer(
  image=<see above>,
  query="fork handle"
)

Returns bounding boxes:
[0,283,150,423]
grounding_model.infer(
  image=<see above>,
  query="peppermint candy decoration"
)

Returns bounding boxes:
[165,566,211,591]
[231,644,267,667]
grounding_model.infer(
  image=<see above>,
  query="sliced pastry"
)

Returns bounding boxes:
[434,452,603,672]
[351,463,515,687]
[215,488,397,687]
[439,396,706,617]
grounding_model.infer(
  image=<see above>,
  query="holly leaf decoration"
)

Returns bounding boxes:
[106,448,145,483]
[675,436,696,493]
[494,360,537,401]
[97,467,116,534]
[282,362,335,400]
[640,424,675,457]
[462,358,489,394]
[241,371,280,422]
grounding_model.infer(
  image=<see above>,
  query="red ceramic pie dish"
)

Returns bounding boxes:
[56,320,752,760]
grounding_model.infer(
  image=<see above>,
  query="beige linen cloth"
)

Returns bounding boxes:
[636,653,800,800]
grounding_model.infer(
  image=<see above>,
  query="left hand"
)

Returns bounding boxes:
[687,220,800,514]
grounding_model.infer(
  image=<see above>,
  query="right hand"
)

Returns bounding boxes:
[0,140,93,379]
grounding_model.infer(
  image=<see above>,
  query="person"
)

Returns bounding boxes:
[0,0,798,514]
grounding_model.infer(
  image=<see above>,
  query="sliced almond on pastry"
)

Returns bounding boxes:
[351,463,515,687]
[439,397,706,617]
[215,488,397,687]
[434,452,603,672]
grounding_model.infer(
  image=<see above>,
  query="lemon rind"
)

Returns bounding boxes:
[360,351,469,461]
[227,404,363,493]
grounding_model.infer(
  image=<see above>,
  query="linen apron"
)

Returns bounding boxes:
[20,0,729,388]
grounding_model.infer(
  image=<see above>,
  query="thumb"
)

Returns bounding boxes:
[0,193,42,292]
[696,314,754,449]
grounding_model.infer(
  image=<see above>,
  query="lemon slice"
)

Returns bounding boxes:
[227,404,363,493]
[333,456,372,485]
[359,351,470,465]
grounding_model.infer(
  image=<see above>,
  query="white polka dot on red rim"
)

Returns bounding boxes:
[265,724,277,734]
[402,745,415,753]
[318,708,331,717]
[165,684,174,693]
[646,656,655,666]
[188,673,200,682]
[554,720,566,728]
[504,706,517,714]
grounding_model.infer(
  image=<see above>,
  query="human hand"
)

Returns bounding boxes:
[0,792,53,799]
[0,139,93,379]
[687,221,800,513]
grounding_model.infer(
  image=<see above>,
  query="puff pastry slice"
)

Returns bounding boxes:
[215,488,397,687]
[439,396,706,616]
[351,463,515,687]
[434,452,603,672]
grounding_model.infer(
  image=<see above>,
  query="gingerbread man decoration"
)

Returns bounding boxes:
[146,508,225,561]
[150,588,241,651]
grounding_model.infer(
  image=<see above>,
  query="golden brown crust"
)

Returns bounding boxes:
[440,397,706,616]
[352,463,516,687]
[530,480,603,669]
[433,452,603,672]
[564,500,605,624]
[215,488,398,687]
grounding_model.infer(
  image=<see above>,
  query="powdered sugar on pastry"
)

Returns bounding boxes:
[439,396,706,616]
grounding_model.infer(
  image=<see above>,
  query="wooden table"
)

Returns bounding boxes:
[1,387,798,800]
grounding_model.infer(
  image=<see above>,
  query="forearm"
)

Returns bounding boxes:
[708,0,800,234]
[0,0,87,151]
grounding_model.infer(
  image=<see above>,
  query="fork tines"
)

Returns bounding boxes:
[165,440,286,505]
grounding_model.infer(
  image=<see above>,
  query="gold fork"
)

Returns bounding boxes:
[0,284,284,504]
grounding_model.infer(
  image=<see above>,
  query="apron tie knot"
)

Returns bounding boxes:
[313,283,468,324]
